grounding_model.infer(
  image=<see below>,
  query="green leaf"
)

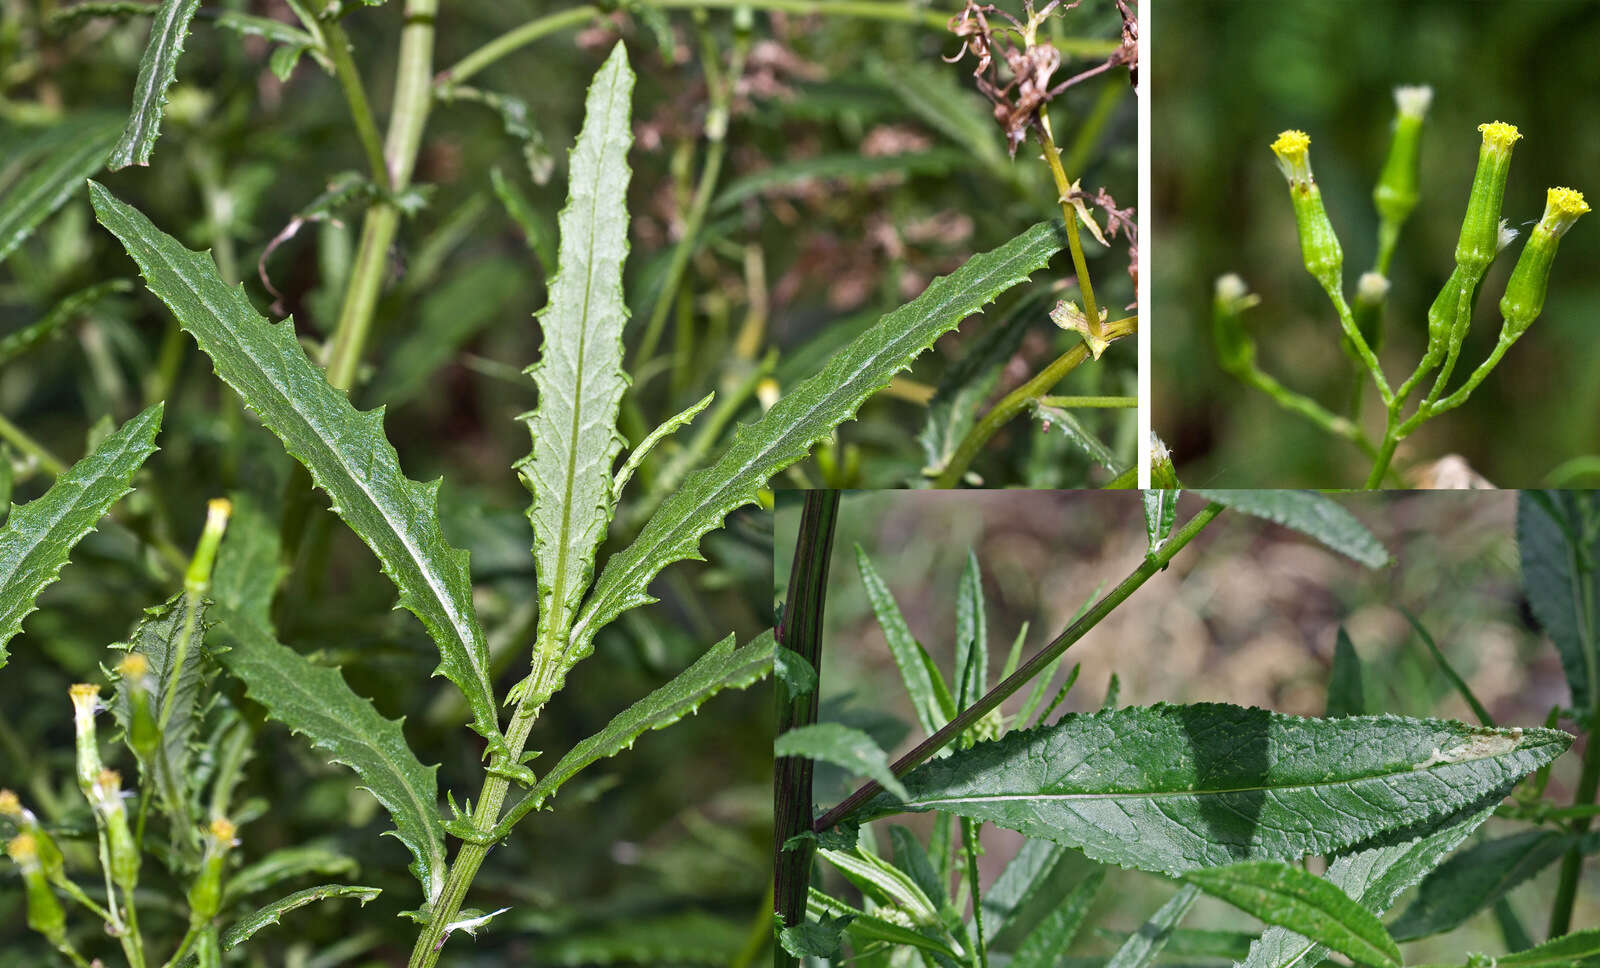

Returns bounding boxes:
[861,703,1569,875]
[1144,489,1180,556]
[107,0,199,169]
[1403,611,1494,726]
[1519,491,1600,713]
[519,42,634,677]
[0,117,118,262]
[89,182,500,744]
[519,630,773,812]
[221,844,359,904]
[817,846,939,923]
[955,550,988,711]
[209,492,283,635]
[490,166,555,278]
[1106,884,1202,968]
[612,391,714,501]
[856,545,945,736]
[1389,829,1580,940]
[809,888,964,960]
[918,291,1043,476]
[1457,927,1600,968]
[573,220,1063,664]
[0,401,162,668]
[1010,866,1104,968]
[1033,403,1120,471]
[889,825,950,915]
[780,913,855,959]
[1191,490,1390,568]
[1241,799,1499,968]
[111,593,209,819]
[1184,861,1401,968]
[712,149,968,211]
[0,280,133,367]
[218,885,381,952]
[775,642,817,703]
[775,722,909,800]
[212,611,446,905]
[981,838,1072,946]
[437,85,553,185]
[868,59,1009,176]
[1326,627,1365,717]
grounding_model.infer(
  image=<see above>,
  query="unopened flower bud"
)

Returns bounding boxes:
[94,769,139,890]
[1150,434,1178,490]
[1271,131,1344,293]
[187,817,238,923]
[1426,264,1474,356]
[0,790,63,880]
[1455,122,1521,270]
[7,834,66,944]
[68,684,104,796]
[1500,187,1590,336]
[1212,274,1260,376]
[118,653,161,761]
[185,498,233,597]
[1374,86,1430,226]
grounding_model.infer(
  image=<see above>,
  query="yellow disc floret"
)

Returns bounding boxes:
[1544,187,1591,230]
[1478,121,1522,153]
[209,817,238,845]
[0,790,20,817]
[1270,130,1314,188]
[6,833,37,863]
[116,653,149,680]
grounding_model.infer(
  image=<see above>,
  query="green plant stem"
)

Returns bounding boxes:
[814,501,1226,832]
[1321,283,1392,407]
[1036,394,1135,409]
[774,490,842,965]
[163,924,201,968]
[317,14,390,191]
[962,818,988,968]
[1038,110,1099,339]
[1238,366,1378,459]
[0,411,68,476]
[934,344,1090,488]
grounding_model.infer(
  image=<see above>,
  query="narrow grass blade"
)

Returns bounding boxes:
[90,183,500,744]
[571,220,1064,671]
[520,43,635,671]
[856,545,944,736]
[1192,490,1390,567]
[1106,884,1201,968]
[0,401,162,667]
[1185,861,1401,968]
[213,610,447,905]
[0,118,119,262]
[107,0,199,168]
[863,703,1569,876]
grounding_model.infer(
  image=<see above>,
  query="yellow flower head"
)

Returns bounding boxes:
[1271,130,1314,188]
[116,653,149,681]
[1542,186,1591,237]
[0,790,20,817]
[209,817,238,846]
[69,683,100,718]
[6,833,37,863]
[1478,121,1522,155]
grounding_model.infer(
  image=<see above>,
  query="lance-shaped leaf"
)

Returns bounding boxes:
[775,722,909,800]
[1326,627,1365,717]
[89,182,500,743]
[107,0,199,169]
[0,118,119,263]
[0,401,163,667]
[570,221,1064,663]
[211,609,446,905]
[1410,928,1600,968]
[1519,491,1600,712]
[1192,490,1389,568]
[521,629,773,811]
[1106,884,1201,968]
[1184,861,1401,968]
[856,546,945,736]
[520,43,634,662]
[1242,799,1499,968]
[1009,866,1103,968]
[1388,828,1591,940]
[218,885,381,952]
[859,703,1569,876]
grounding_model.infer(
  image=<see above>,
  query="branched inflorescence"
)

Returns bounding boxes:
[1213,88,1589,487]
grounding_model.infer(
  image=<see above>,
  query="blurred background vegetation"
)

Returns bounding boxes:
[776,489,1596,962]
[1152,0,1600,487]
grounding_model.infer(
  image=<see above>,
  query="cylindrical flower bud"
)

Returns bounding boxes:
[1455,122,1521,270]
[1271,131,1344,293]
[7,834,66,944]
[1500,187,1590,335]
[93,769,139,890]
[1374,86,1431,225]
[68,684,104,797]
[185,498,233,597]
[1212,274,1260,376]
[1425,264,1473,355]
[118,654,161,761]
[1150,434,1179,490]
[0,790,63,880]
[187,817,237,923]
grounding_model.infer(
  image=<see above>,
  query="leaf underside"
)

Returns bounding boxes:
[569,220,1064,665]
[0,402,163,667]
[212,609,447,906]
[108,0,200,169]
[860,703,1569,876]
[1192,490,1390,568]
[219,884,382,952]
[1388,828,1587,940]
[89,182,500,744]
[1519,491,1599,713]
[521,42,634,671]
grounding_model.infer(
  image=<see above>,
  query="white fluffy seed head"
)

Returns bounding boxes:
[1357,272,1391,302]
[1394,85,1434,120]
[1497,218,1520,254]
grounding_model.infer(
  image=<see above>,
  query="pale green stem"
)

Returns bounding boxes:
[1037,394,1137,409]
[934,344,1092,488]
[315,5,390,190]
[1320,282,1392,406]
[1037,108,1099,338]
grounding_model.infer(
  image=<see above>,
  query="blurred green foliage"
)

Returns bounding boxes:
[1153,0,1600,487]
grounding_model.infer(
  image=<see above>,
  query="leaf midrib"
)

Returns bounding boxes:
[129,216,486,692]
